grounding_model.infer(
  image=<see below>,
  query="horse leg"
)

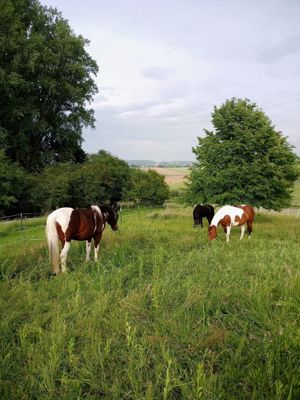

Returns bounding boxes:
[93,233,102,261]
[200,217,203,227]
[247,221,253,239]
[240,224,245,240]
[60,241,70,273]
[86,239,92,261]
[226,225,231,242]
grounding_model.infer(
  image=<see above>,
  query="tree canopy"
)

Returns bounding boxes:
[0,0,98,172]
[126,168,170,206]
[0,151,30,215]
[31,151,131,211]
[186,98,299,210]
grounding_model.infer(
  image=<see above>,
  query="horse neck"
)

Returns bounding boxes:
[99,205,111,224]
[210,213,222,227]
[91,205,102,219]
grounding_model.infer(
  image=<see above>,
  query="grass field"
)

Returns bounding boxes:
[1,206,300,399]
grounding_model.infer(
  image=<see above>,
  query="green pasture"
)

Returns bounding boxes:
[1,206,300,399]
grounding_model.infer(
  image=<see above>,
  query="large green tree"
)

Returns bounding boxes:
[75,150,131,206]
[126,168,170,206]
[187,98,298,210]
[0,0,98,172]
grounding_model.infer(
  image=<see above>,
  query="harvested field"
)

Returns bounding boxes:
[142,167,190,188]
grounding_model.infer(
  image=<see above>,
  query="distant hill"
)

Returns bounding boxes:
[126,160,157,167]
[127,160,193,167]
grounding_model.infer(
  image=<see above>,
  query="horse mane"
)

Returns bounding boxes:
[99,204,119,221]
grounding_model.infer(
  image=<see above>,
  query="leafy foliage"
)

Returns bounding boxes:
[125,168,170,206]
[0,0,98,172]
[0,151,30,215]
[31,151,131,210]
[186,98,299,210]
[0,150,170,215]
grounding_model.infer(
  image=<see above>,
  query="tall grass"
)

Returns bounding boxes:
[1,207,300,399]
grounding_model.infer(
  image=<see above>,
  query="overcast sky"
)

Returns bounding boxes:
[41,0,300,161]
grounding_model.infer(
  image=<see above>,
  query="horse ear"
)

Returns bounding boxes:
[111,203,120,211]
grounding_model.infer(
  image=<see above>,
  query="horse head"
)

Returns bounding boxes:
[208,225,217,240]
[100,204,119,231]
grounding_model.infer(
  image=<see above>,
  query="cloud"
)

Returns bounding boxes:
[257,34,300,63]
[142,67,174,80]
[42,0,300,159]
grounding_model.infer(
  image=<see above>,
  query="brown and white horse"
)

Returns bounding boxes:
[46,205,119,274]
[208,205,255,242]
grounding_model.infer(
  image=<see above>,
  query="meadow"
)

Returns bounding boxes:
[1,205,300,399]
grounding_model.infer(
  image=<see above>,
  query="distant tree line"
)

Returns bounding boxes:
[0,150,170,216]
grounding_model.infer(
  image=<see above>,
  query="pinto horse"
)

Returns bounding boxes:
[208,205,254,242]
[193,204,215,227]
[46,205,119,274]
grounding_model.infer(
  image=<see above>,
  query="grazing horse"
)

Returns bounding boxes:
[46,205,119,274]
[193,204,215,227]
[208,205,254,242]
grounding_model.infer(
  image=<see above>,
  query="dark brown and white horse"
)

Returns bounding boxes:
[208,205,255,242]
[46,205,119,274]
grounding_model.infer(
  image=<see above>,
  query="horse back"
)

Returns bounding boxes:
[237,205,255,222]
[66,207,102,241]
[204,204,214,215]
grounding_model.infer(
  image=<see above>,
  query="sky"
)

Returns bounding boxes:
[41,0,300,161]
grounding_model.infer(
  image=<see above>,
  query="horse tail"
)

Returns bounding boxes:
[45,212,60,274]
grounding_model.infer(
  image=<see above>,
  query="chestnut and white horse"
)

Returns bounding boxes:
[46,205,119,274]
[208,205,255,242]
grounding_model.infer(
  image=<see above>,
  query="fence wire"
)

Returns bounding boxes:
[0,213,46,248]
[0,205,166,248]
